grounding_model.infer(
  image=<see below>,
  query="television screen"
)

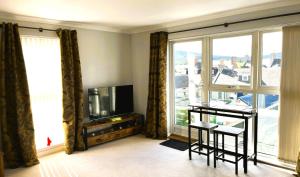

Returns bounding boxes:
[114,85,133,115]
[88,85,133,119]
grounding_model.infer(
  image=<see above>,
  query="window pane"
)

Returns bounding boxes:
[261,32,282,87]
[174,41,202,126]
[257,94,279,155]
[212,35,252,86]
[21,36,64,150]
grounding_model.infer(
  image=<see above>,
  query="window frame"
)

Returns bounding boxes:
[257,30,282,92]
[169,37,207,134]
[208,32,256,91]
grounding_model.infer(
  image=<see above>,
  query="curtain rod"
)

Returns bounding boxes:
[168,11,300,34]
[18,26,57,32]
[0,24,57,32]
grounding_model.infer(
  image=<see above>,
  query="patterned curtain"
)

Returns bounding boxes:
[0,23,39,168]
[145,32,168,139]
[56,29,84,154]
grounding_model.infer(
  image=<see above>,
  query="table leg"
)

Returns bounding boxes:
[216,132,219,158]
[214,132,217,168]
[222,134,225,161]
[200,109,202,121]
[254,113,258,165]
[244,118,248,173]
[188,110,191,124]
[188,110,192,160]
[235,135,238,175]
[199,129,203,151]
[207,129,210,166]
[199,110,204,146]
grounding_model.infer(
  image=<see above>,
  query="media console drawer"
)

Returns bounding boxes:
[83,113,144,150]
[87,125,142,147]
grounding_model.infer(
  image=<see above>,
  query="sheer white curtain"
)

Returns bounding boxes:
[279,26,300,162]
[21,36,64,150]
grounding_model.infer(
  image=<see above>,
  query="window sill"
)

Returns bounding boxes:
[257,153,296,172]
[37,144,64,158]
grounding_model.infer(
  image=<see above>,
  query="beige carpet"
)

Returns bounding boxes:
[5,135,293,177]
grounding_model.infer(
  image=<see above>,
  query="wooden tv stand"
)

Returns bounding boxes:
[82,113,144,150]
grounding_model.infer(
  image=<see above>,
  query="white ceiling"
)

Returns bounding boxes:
[0,0,299,32]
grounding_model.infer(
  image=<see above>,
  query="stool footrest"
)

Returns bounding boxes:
[191,150,211,156]
[191,147,215,154]
[215,148,245,157]
[191,143,214,149]
[215,156,243,164]
[216,153,243,162]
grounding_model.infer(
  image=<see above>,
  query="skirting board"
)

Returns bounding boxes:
[168,134,197,143]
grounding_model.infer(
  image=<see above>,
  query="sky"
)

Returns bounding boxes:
[174,41,202,53]
[262,31,282,55]
[174,31,282,57]
[213,35,252,57]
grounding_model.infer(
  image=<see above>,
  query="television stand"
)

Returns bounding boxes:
[82,113,144,150]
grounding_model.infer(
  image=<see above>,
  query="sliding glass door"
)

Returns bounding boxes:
[172,40,203,127]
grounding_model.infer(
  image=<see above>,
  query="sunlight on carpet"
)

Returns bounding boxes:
[39,160,79,177]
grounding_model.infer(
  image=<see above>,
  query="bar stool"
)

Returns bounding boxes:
[188,121,218,166]
[213,126,245,175]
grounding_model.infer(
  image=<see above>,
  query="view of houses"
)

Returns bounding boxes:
[174,45,281,155]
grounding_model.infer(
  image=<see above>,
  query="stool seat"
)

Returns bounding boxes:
[214,126,244,136]
[189,121,218,130]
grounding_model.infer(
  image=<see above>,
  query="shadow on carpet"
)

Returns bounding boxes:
[160,139,189,151]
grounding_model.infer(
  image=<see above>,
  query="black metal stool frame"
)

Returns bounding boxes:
[213,130,244,175]
[188,123,217,166]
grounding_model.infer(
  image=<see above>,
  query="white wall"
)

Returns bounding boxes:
[77,29,132,89]
[131,32,150,115]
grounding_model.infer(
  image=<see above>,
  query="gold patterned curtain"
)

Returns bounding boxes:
[0,23,39,168]
[145,32,168,139]
[56,29,84,154]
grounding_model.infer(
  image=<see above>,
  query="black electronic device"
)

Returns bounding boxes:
[88,85,133,119]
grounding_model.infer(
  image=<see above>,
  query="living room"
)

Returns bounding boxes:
[1,0,300,177]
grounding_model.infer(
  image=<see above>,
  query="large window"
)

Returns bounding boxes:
[21,36,64,150]
[170,30,282,157]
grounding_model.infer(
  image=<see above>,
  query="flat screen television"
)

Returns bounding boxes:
[88,85,133,119]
